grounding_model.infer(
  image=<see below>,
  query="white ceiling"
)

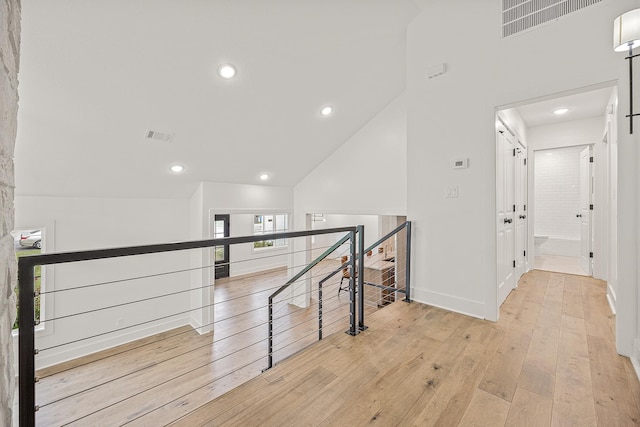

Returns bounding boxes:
[514,86,614,128]
[15,1,420,198]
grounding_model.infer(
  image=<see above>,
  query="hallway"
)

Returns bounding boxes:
[173,270,640,426]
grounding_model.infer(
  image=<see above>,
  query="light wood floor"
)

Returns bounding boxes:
[172,270,640,427]
[34,261,380,426]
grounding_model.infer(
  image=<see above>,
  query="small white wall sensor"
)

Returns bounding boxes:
[452,158,468,169]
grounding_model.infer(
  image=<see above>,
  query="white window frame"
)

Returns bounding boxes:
[252,213,289,251]
[11,224,55,338]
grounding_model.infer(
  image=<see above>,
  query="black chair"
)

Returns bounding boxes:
[338,255,357,295]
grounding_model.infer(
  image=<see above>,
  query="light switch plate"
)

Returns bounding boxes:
[445,185,459,198]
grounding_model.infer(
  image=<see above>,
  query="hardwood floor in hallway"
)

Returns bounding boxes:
[173,270,640,426]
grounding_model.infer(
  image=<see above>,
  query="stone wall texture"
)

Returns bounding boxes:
[0,0,20,425]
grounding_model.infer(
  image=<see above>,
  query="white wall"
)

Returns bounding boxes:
[310,214,380,259]
[498,108,528,146]
[293,92,407,221]
[188,182,293,328]
[606,90,619,313]
[528,116,605,151]
[14,195,191,368]
[292,92,407,306]
[229,213,290,277]
[406,0,638,367]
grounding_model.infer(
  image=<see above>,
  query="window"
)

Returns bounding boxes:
[12,228,44,330]
[253,214,288,249]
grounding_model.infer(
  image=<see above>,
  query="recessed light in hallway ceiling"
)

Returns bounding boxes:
[553,108,569,115]
[320,106,333,116]
[170,165,185,173]
[218,64,237,79]
[259,173,270,181]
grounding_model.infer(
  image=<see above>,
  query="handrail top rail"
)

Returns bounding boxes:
[269,232,354,300]
[16,226,359,268]
[364,221,411,254]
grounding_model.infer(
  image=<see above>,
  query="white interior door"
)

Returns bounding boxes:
[515,146,527,280]
[579,146,592,275]
[497,128,516,306]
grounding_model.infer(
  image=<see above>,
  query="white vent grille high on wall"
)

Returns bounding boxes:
[502,0,602,37]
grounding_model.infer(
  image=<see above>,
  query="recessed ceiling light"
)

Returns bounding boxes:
[320,106,334,116]
[170,165,184,173]
[553,108,569,115]
[218,64,237,79]
[259,173,270,181]
[546,152,553,156]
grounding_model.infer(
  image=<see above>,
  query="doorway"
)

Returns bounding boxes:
[495,83,617,317]
[214,214,230,279]
[533,145,592,276]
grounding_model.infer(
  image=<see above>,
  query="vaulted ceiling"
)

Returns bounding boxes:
[15,0,420,198]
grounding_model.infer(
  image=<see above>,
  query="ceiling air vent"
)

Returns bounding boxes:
[144,130,174,142]
[502,0,602,37]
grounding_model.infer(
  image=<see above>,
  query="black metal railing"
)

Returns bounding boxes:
[16,222,412,426]
[17,227,356,426]
[266,228,360,369]
[266,221,413,370]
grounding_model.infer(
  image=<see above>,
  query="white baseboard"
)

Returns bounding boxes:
[411,288,484,320]
[632,356,640,383]
[230,262,287,279]
[190,317,213,335]
[633,339,640,383]
[34,317,190,370]
[606,283,617,315]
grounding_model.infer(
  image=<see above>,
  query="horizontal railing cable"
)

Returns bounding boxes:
[40,319,271,408]
[41,274,350,384]
[272,303,347,341]
[273,315,347,357]
[54,264,357,424]
[38,259,349,355]
[40,242,343,296]
[40,253,350,326]
[58,335,269,426]
[120,356,268,427]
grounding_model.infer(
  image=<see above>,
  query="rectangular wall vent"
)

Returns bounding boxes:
[502,0,602,37]
[144,130,174,142]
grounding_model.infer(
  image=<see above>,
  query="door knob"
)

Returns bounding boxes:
[519,215,526,219]
[504,218,512,224]
[576,214,582,218]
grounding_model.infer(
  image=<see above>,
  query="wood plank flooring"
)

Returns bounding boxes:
[34,261,379,426]
[173,270,640,427]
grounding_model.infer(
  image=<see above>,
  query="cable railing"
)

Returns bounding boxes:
[16,222,411,426]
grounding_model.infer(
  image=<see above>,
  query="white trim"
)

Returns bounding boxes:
[606,282,617,315]
[631,357,640,383]
[189,317,213,335]
[632,339,640,383]
[12,221,56,338]
[411,288,485,320]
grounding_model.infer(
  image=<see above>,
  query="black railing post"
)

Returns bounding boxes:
[318,280,323,340]
[267,296,274,369]
[18,258,36,427]
[346,230,358,336]
[404,221,412,303]
[357,225,367,331]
